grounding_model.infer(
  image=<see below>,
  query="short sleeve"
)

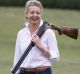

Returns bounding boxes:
[46,29,60,63]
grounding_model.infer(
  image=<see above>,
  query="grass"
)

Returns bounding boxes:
[0,7,80,74]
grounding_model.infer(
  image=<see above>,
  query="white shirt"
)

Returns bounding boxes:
[12,20,60,73]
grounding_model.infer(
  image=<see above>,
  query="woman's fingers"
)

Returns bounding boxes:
[31,34,40,43]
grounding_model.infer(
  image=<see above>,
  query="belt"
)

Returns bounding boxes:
[23,66,50,72]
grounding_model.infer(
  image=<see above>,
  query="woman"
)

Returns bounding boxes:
[12,0,60,74]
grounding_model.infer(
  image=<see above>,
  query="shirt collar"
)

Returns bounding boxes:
[24,19,43,35]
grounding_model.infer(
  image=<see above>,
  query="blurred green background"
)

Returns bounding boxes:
[0,0,80,74]
[0,0,80,9]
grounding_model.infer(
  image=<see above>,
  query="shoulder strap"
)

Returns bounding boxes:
[36,21,50,38]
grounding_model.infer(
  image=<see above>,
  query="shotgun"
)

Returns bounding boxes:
[11,21,78,74]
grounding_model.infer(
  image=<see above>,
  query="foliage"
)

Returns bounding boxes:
[0,0,80,9]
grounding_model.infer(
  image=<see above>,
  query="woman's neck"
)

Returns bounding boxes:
[28,23,39,35]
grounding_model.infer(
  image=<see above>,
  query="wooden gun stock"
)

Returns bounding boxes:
[51,25,78,39]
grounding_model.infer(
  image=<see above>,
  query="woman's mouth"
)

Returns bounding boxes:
[31,17,39,21]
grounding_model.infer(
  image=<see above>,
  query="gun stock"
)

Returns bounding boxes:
[51,25,78,39]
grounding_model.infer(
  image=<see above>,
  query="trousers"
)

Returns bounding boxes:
[19,67,52,74]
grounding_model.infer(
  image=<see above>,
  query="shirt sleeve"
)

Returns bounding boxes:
[46,29,60,63]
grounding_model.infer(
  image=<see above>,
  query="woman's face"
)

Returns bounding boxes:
[26,6,41,25]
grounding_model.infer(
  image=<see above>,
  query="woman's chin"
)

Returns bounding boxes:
[31,21,39,25]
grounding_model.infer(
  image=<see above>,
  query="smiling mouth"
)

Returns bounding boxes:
[31,17,39,21]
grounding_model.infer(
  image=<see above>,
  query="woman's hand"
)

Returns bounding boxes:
[31,34,41,48]
[31,34,50,58]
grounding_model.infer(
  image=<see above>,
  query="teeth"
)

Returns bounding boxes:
[32,17,37,21]
[32,16,38,20]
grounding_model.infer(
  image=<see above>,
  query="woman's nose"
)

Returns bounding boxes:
[34,13,37,16]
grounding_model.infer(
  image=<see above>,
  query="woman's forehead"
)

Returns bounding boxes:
[29,6,41,10]
[26,6,41,13]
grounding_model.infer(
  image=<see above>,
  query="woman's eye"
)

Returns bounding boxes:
[36,12,40,15]
[30,11,40,15]
[30,11,34,14]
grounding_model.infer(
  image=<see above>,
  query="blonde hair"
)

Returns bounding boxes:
[25,0,43,13]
